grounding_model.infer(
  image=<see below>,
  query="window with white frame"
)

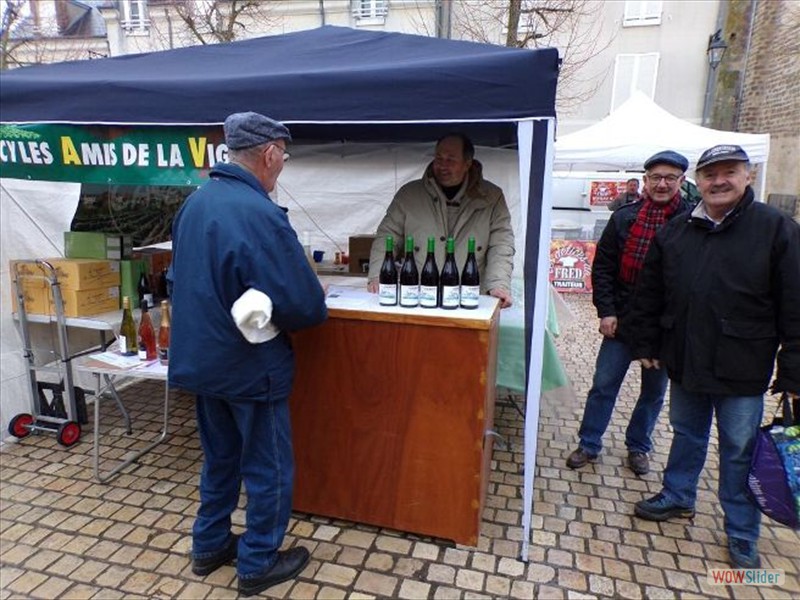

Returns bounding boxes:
[352,0,389,25]
[623,0,663,27]
[121,0,149,34]
[610,53,659,111]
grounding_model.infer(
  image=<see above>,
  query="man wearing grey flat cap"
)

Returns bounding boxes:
[630,144,800,569]
[170,111,327,596]
[567,150,692,476]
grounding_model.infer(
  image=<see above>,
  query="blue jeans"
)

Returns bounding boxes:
[578,336,668,455]
[192,394,294,577]
[661,382,763,541]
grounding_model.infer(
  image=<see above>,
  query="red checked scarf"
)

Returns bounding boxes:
[619,192,682,284]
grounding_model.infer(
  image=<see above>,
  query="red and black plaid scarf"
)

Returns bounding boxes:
[619,192,682,284]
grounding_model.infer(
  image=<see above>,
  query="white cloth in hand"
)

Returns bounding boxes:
[231,288,280,343]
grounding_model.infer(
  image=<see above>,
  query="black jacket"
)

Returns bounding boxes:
[591,197,692,343]
[630,187,800,395]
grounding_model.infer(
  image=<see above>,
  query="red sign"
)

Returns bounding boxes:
[549,240,596,294]
[589,180,626,207]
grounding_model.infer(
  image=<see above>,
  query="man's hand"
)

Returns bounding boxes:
[599,316,617,338]
[367,280,378,294]
[489,288,513,308]
[639,358,662,369]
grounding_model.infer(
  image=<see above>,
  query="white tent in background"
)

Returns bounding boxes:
[555,92,770,197]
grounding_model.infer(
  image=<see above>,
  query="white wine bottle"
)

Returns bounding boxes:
[440,237,460,310]
[119,296,138,356]
[378,236,398,306]
[460,236,480,309]
[399,236,419,308]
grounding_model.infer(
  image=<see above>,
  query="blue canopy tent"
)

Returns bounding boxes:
[0,25,559,561]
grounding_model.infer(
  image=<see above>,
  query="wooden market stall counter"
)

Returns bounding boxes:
[291,279,500,546]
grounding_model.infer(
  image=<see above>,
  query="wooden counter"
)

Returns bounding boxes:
[290,289,500,546]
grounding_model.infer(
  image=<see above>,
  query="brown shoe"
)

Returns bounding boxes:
[566,448,598,469]
[628,451,649,475]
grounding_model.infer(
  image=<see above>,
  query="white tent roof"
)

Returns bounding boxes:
[554,91,770,171]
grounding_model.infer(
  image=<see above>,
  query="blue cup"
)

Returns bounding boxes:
[313,250,325,263]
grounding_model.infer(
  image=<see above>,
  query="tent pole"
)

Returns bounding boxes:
[519,118,555,563]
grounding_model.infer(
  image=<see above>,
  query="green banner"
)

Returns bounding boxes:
[0,124,227,185]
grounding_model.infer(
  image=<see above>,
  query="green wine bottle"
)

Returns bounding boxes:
[419,237,439,308]
[440,237,460,309]
[460,236,480,309]
[378,236,398,306]
[399,236,419,308]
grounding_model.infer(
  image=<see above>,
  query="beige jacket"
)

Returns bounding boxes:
[368,160,515,293]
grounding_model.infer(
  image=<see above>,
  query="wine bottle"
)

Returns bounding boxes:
[378,236,398,306]
[419,237,439,308]
[138,270,153,308]
[119,296,138,356]
[137,300,157,361]
[157,267,169,299]
[440,237,460,310]
[460,236,480,309]
[399,236,419,308]
[158,300,171,366]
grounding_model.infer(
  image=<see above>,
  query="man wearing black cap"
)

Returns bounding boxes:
[170,112,327,595]
[567,150,692,476]
[630,144,800,569]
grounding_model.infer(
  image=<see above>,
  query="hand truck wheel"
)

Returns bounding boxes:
[56,421,81,447]
[8,413,34,439]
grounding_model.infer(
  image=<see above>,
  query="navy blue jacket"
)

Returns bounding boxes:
[168,163,327,401]
[630,187,800,396]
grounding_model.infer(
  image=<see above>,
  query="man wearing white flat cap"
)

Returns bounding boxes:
[170,111,327,596]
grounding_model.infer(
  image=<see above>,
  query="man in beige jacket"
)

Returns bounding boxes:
[366,133,515,307]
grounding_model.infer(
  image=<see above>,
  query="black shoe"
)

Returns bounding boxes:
[566,447,598,469]
[728,537,761,569]
[627,451,650,475]
[634,493,695,521]
[239,546,310,597]
[192,534,238,576]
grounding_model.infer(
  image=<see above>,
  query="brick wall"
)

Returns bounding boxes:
[737,1,800,203]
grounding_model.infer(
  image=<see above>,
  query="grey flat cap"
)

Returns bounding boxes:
[644,150,689,172]
[224,111,291,150]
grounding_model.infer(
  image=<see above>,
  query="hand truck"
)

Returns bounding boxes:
[8,260,88,447]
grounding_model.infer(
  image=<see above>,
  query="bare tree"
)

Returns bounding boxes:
[450,0,613,113]
[168,0,279,46]
[1,0,28,69]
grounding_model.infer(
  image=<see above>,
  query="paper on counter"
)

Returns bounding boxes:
[90,351,141,369]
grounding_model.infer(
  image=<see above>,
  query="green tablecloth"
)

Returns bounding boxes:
[497,290,570,393]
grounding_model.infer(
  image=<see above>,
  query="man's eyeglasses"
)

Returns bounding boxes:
[646,174,680,184]
[266,144,290,162]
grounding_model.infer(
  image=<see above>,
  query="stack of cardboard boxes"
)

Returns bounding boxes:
[10,232,173,317]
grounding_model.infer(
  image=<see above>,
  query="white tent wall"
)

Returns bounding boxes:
[0,179,99,443]
[0,142,530,442]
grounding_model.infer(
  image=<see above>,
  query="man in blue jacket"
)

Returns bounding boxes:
[630,145,800,569]
[566,151,692,476]
[169,112,327,596]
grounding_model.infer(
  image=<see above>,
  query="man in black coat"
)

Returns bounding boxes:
[566,151,692,476]
[630,145,800,569]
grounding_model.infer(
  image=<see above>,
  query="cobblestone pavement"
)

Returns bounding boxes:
[1,294,798,599]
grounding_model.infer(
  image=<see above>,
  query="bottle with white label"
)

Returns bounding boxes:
[419,237,439,308]
[440,237,460,310]
[378,236,398,306]
[460,236,480,309]
[399,236,419,308]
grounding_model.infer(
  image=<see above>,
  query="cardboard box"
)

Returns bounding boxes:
[49,286,121,318]
[40,258,120,290]
[65,231,133,260]
[348,234,377,274]
[9,282,49,314]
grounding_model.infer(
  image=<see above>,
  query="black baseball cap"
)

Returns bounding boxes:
[696,145,750,170]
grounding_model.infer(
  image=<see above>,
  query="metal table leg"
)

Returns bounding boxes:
[93,376,171,483]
